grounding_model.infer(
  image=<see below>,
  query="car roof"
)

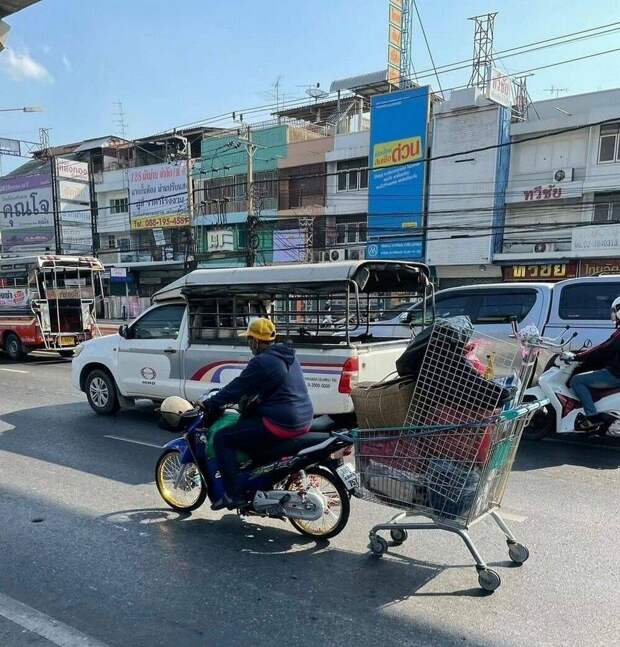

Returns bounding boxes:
[436,282,554,295]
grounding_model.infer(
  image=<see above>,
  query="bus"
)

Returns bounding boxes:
[0,254,104,359]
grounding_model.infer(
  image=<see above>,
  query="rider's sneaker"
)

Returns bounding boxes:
[575,413,604,432]
[211,494,247,511]
[210,495,229,511]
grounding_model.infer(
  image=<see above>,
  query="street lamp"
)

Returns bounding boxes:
[0,106,43,113]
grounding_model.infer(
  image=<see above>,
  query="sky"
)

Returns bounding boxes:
[1,0,620,173]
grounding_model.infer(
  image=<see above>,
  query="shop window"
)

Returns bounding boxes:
[598,123,620,163]
[110,197,128,214]
[593,193,620,223]
[336,158,369,192]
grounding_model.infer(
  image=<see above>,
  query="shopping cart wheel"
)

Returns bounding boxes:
[389,528,408,545]
[508,542,530,565]
[477,568,501,592]
[369,536,388,558]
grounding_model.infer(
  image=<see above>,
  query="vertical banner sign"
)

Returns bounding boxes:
[367,86,430,261]
[56,158,92,253]
[387,0,403,86]
[485,67,513,108]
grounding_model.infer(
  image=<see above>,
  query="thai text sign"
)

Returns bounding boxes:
[131,214,190,231]
[485,67,513,108]
[367,86,430,261]
[503,263,578,281]
[0,287,30,306]
[128,161,188,227]
[0,174,53,230]
[572,224,620,253]
[373,136,422,169]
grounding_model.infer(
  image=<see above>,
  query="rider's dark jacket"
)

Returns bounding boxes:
[576,328,620,376]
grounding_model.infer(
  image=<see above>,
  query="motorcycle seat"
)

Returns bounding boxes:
[252,431,334,463]
[591,386,620,402]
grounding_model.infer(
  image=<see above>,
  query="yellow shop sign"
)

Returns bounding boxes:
[373,136,422,169]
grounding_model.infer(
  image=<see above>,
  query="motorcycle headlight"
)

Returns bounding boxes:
[73,343,84,358]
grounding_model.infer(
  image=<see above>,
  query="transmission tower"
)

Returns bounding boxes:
[38,127,50,157]
[468,12,497,89]
[113,101,128,139]
[399,0,415,87]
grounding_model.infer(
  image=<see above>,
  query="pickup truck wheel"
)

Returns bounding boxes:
[5,333,25,361]
[85,369,119,415]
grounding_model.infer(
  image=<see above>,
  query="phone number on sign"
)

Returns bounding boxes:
[131,214,190,230]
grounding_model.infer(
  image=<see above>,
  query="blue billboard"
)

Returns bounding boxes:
[366,86,430,260]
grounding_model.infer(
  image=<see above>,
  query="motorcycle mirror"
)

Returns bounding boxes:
[571,331,578,339]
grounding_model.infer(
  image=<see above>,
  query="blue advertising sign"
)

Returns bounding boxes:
[367,86,430,260]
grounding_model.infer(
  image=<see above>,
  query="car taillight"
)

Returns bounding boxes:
[338,356,359,394]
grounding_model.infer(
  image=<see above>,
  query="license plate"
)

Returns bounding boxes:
[336,464,359,490]
[59,336,75,347]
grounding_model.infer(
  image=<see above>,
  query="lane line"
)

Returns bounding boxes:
[104,435,163,449]
[0,591,110,647]
[0,368,29,374]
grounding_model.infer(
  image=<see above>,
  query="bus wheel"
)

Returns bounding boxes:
[5,333,25,361]
[85,369,120,415]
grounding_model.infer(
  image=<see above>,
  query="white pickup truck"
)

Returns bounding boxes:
[72,261,432,418]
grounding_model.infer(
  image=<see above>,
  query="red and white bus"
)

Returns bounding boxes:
[0,255,104,360]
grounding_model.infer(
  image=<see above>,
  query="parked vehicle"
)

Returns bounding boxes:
[72,261,433,417]
[357,277,620,351]
[0,254,104,360]
[155,396,357,539]
[524,334,620,440]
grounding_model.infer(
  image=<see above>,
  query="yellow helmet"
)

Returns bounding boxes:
[160,396,194,430]
[239,317,276,342]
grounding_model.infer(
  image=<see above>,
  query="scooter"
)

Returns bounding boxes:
[524,333,620,439]
[155,399,358,539]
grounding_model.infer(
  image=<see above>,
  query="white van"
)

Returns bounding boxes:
[72,261,433,417]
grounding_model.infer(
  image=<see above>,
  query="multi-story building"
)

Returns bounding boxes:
[497,88,620,283]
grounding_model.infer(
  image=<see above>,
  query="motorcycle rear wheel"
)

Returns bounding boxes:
[286,467,350,540]
[156,449,207,512]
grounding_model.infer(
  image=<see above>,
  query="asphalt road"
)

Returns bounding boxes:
[0,353,618,647]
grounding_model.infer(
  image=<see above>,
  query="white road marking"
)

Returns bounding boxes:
[0,591,110,647]
[104,435,162,449]
[0,368,29,374]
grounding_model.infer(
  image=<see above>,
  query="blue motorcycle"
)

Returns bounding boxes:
[155,398,357,539]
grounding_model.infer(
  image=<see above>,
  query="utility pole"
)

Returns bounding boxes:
[236,124,259,267]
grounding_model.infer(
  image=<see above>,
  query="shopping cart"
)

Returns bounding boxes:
[353,318,548,592]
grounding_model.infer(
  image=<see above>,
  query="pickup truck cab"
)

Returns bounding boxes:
[72,261,433,417]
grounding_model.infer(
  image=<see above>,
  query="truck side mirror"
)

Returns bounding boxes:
[118,324,129,338]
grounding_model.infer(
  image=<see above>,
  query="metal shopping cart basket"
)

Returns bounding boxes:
[353,317,548,592]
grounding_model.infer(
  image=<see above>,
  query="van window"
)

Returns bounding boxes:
[558,283,620,320]
[475,291,536,324]
[132,304,185,340]
[435,294,471,318]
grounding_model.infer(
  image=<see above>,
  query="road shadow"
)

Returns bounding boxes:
[0,352,71,366]
[0,401,169,485]
[513,436,620,472]
[102,506,510,603]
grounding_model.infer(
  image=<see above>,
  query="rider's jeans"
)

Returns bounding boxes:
[213,416,278,499]
[570,369,620,416]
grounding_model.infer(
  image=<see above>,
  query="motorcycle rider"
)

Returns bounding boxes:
[571,296,620,430]
[199,317,314,510]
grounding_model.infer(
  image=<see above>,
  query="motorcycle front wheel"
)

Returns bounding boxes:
[155,449,207,512]
[286,467,350,539]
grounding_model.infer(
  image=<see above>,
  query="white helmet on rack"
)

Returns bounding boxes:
[611,296,620,325]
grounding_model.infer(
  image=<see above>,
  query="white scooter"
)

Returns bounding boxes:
[524,333,620,440]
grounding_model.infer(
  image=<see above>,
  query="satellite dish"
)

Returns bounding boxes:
[305,84,329,101]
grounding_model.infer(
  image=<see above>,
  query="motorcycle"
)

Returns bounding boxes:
[524,331,620,439]
[154,399,358,539]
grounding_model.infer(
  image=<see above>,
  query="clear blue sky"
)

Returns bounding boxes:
[1,0,620,173]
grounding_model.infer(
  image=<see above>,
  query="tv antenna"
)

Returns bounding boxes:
[544,85,568,98]
[113,101,128,139]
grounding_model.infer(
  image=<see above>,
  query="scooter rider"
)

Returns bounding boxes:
[571,296,620,430]
[199,318,314,510]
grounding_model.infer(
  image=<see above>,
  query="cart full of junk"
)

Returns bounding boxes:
[351,316,548,592]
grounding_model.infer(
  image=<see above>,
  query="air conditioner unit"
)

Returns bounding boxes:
[533,242,557,253]
[323,248,346,262]
[553,167,574,183]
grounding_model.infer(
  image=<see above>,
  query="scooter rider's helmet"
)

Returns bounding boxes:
[160,396,195,431]
[612,297,620,327]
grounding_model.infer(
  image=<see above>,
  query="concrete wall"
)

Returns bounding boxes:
[326,130,369,216]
